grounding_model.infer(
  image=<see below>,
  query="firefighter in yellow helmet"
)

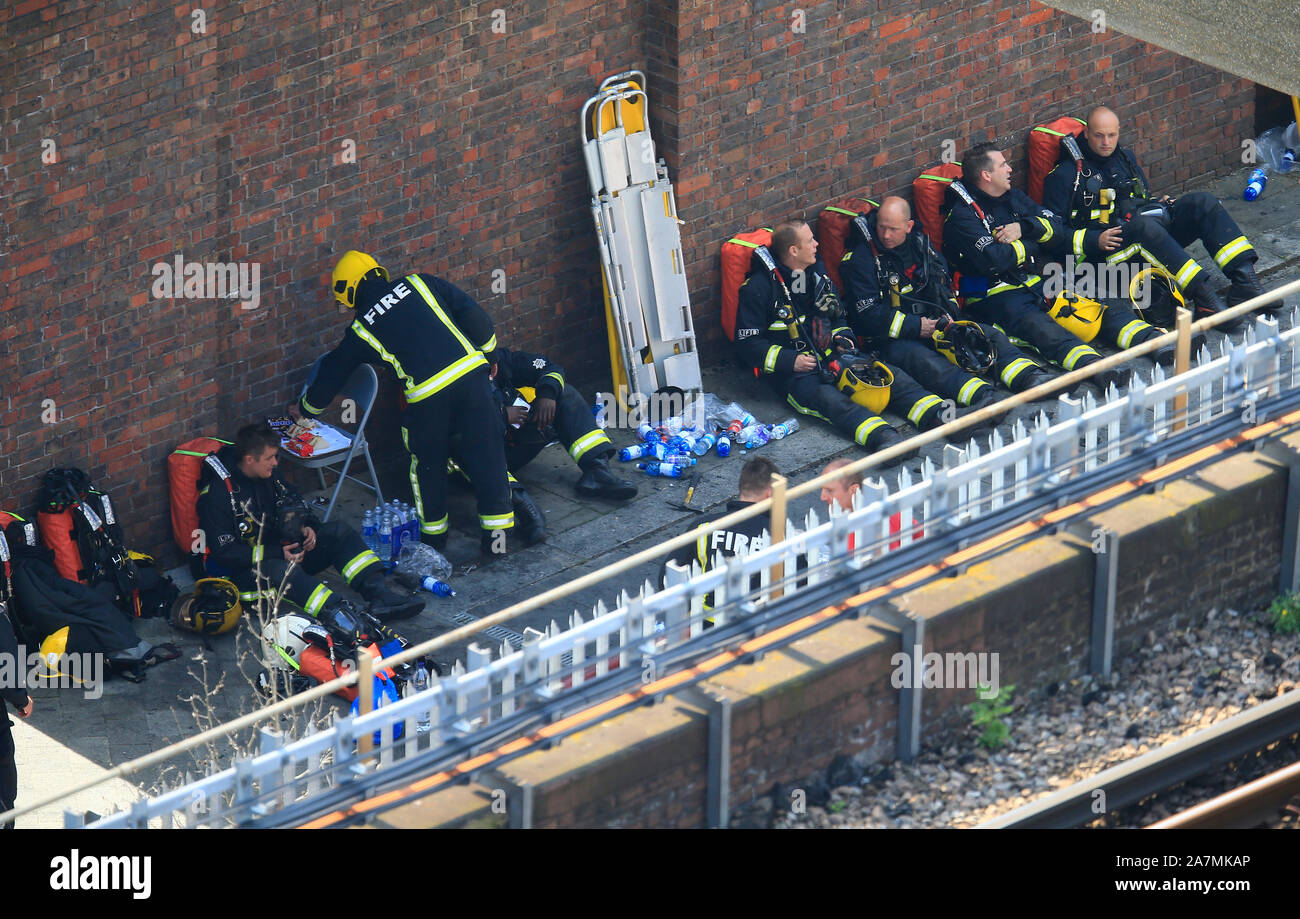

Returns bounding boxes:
[295,252,514,560]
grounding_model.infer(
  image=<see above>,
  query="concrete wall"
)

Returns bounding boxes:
[372,440,1292,828]
[2,0,1254,556]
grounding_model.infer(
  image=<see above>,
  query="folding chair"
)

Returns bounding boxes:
[280,357,384,521]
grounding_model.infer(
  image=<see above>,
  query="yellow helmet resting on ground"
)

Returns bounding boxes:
[40,626,70,670]
[833,353,893,415]
[1048,292,1106,343]
[170,578,242,635]
[332,250,389,308]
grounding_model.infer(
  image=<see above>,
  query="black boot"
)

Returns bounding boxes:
[356,571,425,622]
[1225,259,1280,312]
[864,423,914,467]
[1152,332,1208,367]
[1186,274,1241,332]
[962,388,1002,434]
[479,527,509,562]
[421,531,448,552]
[1012,368,1060,400]
[575,455,638,501]
[1084,365,1128,395]
[511,485,547,545]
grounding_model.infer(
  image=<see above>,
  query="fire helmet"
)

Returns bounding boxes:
[332,250,389,308]
[170,578,242,635]
[1048,292,1106,343]
[933,320,997,375]
[832,352,893,415]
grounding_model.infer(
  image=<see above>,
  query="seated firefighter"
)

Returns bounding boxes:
[1043,106,1276,325]
[839,196,1056,402]
[943,142,1171,383]
[451,346,638,545]
[196,424,422,623]
[735,218,953,452]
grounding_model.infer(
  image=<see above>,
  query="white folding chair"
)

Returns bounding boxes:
[281,357,384,521]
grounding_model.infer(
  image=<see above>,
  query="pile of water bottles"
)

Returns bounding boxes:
[1243,121,1298,201]
[361,500,456,597]
[616,395,800,478]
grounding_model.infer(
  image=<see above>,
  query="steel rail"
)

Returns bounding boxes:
[978,691,1300,829]
[1148,757,1300,829]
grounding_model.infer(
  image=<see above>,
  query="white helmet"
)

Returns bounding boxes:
[261,614,315,671]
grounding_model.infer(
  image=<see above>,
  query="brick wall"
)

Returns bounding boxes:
[1,0,1253,555]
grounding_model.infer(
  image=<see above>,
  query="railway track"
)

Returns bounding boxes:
[979,689,1300,829]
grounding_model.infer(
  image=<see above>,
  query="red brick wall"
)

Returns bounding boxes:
[1,0,1253,555]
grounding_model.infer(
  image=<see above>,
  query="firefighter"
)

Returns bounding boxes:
[944,143,1144,387]
[840,196,1057,401]
[450,346,637,545]
[296,251,514,559]
[0,600,32,828]
[660,457,805,621]
[196,424,423,623]
[1043,106,1275,325]
[735,218,947,453]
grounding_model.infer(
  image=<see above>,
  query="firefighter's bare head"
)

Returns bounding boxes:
[875,197,915,251]
[819,457,860,513]
[235,423,281,479]
[738,456,779,503]
[1085,106,1120,158]
[963,143,1012,197]
[772,218,818,272]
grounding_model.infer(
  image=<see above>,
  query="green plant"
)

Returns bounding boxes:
[1268,592,1300,635]
[968,684,1016,750]
[828,799,847,814]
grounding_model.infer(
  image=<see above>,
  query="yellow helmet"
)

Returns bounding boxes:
[1048,292,1106,343]
[332,250,389,308]
[1128,265,1184,329]
[833,353,893,415]
[933,320,998,374]
[170,578,242,635]
[40,626,70,673]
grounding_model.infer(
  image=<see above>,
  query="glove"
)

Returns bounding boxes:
[832,333,857,353]
[814,284,841,318]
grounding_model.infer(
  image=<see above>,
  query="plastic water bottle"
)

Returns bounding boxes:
[378,513,393,565]
[361,510,376,553]
[636,422,660,444]
[743,425,771,450]
[411,662,431,734]
[716,435,732,457]
[639,461,684,478]
[667,433,696,454]
[1254,125,1295,174]
[768,417,801,440]
[619,443,649,461]
[642,454,695,469]
[1243,167,1268,200]
[392,543,453,588]
[593,398,608,429]
[420,575,456,597]
[692,432,717,456]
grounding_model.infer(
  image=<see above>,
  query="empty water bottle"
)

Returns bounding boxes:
[593,398,608,429]
[768,417,801,440]
[636,422,660,444]
[716,435,732,457]
[620,441,666,461]
[1254,125,1296,174]
[1244,167,1268,201]
[667,433,696,454]
[642,454,695,469]
[639,461,684,478]
[420,575,456,597]
[392,542,453,588]
[692,432,717,456]
[742,425,770,450]
[411,662,431,734]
